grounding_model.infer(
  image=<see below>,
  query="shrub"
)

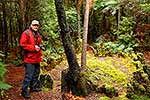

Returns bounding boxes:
[0,52,12,97]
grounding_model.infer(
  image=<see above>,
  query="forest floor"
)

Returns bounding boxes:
[3,64,101,100]
[2,49,150,100]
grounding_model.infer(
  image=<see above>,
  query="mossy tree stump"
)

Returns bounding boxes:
[39,74,53,90]
[61,68,88,97]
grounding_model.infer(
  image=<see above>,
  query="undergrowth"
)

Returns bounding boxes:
[84,52,139,99]
[0,52,12,98]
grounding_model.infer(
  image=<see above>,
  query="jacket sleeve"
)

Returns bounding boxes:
[20,32,36,51]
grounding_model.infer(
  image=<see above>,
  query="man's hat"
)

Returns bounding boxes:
[31,20,39,25]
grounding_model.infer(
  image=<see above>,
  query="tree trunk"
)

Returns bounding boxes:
[77,10,81,38]
[76,0,83,39]
[2,2,8,58]
[9,18,13,47]
[0,13,3,51]
[81,0,90,71]
[118,0,120,29]
[55,0,80,81]
[14,3,19,46]
[55,0,87,96]
[9,1,13,47]
[18,0,25,34]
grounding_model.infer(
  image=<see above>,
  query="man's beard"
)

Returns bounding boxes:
[33,28,38,31]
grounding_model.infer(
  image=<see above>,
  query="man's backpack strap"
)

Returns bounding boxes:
[24,29,30,39]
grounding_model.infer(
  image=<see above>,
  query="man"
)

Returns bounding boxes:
[20,20,43,98]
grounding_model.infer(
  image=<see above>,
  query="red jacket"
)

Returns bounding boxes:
[20,29,42,63]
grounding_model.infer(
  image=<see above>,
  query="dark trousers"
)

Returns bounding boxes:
[21,63,40,91]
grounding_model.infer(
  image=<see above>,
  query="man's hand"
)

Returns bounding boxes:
[35,45,40,51]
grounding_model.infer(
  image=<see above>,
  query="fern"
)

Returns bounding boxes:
[0,62,6,81]
[0,82,11,90]
[0,52,12,95]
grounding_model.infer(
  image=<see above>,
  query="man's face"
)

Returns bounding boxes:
[31,24,39,31]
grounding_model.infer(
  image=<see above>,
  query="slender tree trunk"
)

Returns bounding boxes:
[55,0,80,74]
[81,0,90,71]
[0,14,3,50]
[9,1,13,47]
[24,0,29,28]
[0,13,3,51]
[118,0,120,29]
[15,2,18,46]
[9,18,13,47]
[55,0,81,94]
[18,0,25,34]
[77,8,81,39]
[55,0,88,96]
[77,12,81,38]
[76,0,82,39]
[2,2,8,58]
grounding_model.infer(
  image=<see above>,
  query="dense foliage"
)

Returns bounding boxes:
[1,0,150,99]
[84,53,136,98]
[0,52,11,97]
[103,17,138,55]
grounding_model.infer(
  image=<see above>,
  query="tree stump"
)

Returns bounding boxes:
[39,74,53,90]
[61,69,88,99]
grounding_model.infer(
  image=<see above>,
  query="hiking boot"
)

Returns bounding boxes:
[21,91,30,99]
[30,87,42,92]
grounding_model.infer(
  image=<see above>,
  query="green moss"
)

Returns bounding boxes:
[99,96,110,100]
[84,53,137,96]
[112,96,129,100]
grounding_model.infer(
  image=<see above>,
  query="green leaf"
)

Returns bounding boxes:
[0,82,12,90]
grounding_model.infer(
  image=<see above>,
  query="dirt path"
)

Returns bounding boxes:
[3,64,100,100]
[4,54,150,100]
[4,65,62,100]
